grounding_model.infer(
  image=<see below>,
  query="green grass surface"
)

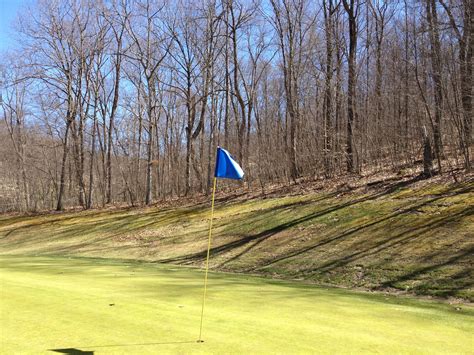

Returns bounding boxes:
[1,255,473,354]
[0,177,473,300]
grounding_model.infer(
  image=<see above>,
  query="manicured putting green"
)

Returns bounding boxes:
[1,256,472,354]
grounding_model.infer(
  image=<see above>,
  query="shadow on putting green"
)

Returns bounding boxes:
[50,340,198,353]
[50,349,94,355]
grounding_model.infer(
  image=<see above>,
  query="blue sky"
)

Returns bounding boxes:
[0,0,27,52]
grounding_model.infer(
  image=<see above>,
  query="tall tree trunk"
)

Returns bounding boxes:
[335,12,343,169]
[56,119,72,211]
[106,43,122,204]
[426,0,443,172]
[323,0,334,178]
[460,0,473,169]
[86,101,98,209]
[343,0,358,173]
[422,126,434,177]
[404,0,409,156]
[145,79,155,205]
[224,0,230,149]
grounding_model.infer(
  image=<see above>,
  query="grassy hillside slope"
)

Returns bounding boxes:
[1,174,473,300]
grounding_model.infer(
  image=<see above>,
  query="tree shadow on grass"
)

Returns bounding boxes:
[0,204,208,256]
[300,205,473,273]
[157,179,472,299]
[162,177,470,267]
[0,208,137,238]
[160,191,383,265]
[3,175,472,300]
[378,249,474,297]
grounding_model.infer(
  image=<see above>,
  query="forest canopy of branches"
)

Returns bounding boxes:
[0,0,472,212]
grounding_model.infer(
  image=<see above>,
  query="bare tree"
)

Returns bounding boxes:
[425,0,444,172]
[439,0,473,170]
[323,0,339,177]
[0,0,471,213]
[342,0,360,173]
[0,62,30,211]
[126,0,169,205]
[269,0,311,181]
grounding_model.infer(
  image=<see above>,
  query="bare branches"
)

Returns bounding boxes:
[0,0,471,212]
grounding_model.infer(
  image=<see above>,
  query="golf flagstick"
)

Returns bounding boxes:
[198,147,244,342]
[198,176,217,343]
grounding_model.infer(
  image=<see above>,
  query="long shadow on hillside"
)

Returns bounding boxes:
[309,206,473,273]
[284,205,473,297]
[161,175,446,265]
[0,202,209,242]
[0,208,138,237]
[265,204,473,273]
[239,189,472,272]
[44,196,333,257]
[22,192,338,257]
[0,205,207,252]
[378,248,474,297]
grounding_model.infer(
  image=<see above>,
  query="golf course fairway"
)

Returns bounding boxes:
[1,256,472,354]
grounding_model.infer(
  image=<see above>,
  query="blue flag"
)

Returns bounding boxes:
[214,147,244,180]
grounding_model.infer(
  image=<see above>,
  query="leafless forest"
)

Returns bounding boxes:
[0,0,472,212]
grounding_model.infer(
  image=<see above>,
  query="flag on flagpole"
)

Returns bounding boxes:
[198,147,244,343]
[214,147,244,180]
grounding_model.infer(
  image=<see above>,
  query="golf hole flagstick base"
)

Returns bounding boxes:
[198,147,244,343]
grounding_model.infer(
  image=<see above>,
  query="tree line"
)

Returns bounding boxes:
[0,0,472,212]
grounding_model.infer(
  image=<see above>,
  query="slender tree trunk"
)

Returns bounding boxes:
[56,119,72,211]
[335,14,343,169]
[106,43,122,204]
[145,79,155,205]
[426,0,443,172]
[404,0,409,157]
[461,0,473,169]
[343,0,358,173]
[87,102,98,209]
[224,0,230,148]
[323,0,334,178]
[422,126,434,176]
